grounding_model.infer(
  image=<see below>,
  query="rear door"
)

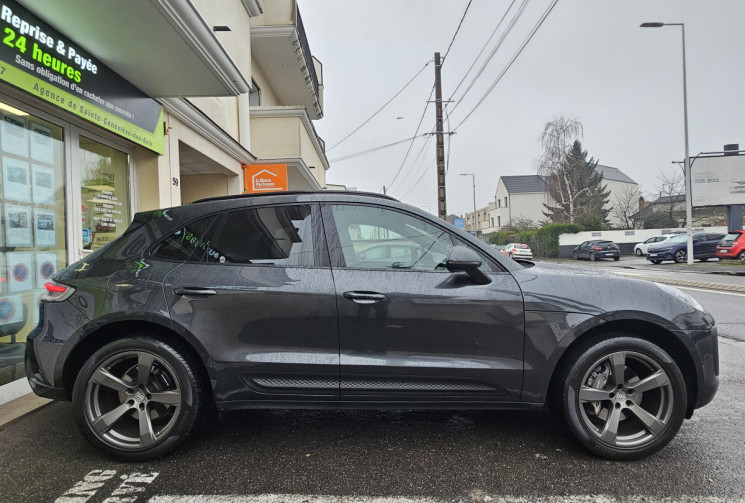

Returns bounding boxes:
[322,203,525,404]
[161,203,339,404]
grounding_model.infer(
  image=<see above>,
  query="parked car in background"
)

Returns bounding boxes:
[503,242,533,260]
[634,235,675,256]
[647,232,726,264]
[572,240,620,261]
[26,192,718,462]
[715,230,745,261]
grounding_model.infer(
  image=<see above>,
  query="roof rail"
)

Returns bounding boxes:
[190,191,397,205]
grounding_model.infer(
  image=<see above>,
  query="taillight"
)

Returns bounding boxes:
[43,281,75,302]
[594,247,603,250]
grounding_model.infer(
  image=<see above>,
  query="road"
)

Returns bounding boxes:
[0,260,743,503]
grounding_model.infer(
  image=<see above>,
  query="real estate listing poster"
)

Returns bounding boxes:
[2,156,31,202]
[1,112,28,157]
[34,208,57,247]
[32,164,55,205]
[30,122,54,164]
[5,205,32,247]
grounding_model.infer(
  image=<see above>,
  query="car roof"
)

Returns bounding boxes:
[191,190,396,205]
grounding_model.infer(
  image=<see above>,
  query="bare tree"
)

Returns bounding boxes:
[654,169,685,227]
[536,117,597,223]
[609,184,643,229]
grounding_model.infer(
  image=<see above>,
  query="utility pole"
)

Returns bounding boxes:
[382,186,387,195]
[434,52,447,220]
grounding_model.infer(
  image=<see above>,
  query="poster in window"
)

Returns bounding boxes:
[0,295,24,325]
[7,252,33,292]
[35,252,58,290]
[34,208,57,247]
[5,205,32,247]
[32,164,55,205]
[30,122,54,164]
[1,113,29,157]
[2,156,31,202]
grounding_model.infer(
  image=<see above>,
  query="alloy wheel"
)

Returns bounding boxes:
[83,350,183,451]
[674,249,687,263]
[578,350,674,449]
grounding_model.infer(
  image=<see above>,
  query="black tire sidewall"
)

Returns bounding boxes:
[560,335,687,460]
[72,336,204,461]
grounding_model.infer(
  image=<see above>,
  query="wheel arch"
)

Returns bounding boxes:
[547,319,697,417]
[62,319,212,402]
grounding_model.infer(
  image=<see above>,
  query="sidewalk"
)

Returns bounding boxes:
[0,393,52,428]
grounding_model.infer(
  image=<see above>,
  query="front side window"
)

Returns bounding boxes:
[205,204,314,266]
[330,205,453,270]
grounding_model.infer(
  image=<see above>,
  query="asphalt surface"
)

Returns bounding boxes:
[1,259,743,503]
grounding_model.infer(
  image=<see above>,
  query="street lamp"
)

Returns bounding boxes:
[641,21,693,264]
[460,173,477,233]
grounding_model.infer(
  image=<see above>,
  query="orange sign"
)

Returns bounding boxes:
[242,164,289,193]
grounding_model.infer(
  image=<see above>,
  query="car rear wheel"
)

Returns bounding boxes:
[674,249,687,263]
[557,336,686,460]
[739,251,745,261]
[72,336,207,461]
[613,256,620,261]
[590,253,596,261]
[635,249,642,256]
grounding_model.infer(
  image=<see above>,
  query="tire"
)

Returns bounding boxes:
[673,249,686,263]
[590,253,596,262]
[72,335,207,461]
[509,252,513,259]
[699,258,708,262]
[651,260,662,265]
[635,248,642,256]
[613,256,620,261]
[556,335,687,460]
[739,251,745,262]
[573,251,579,260]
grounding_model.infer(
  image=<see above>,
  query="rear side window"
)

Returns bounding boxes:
[205,204,314,266]
[151,215,219,262]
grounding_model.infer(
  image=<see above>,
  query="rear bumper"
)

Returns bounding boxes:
[25,336,68,401]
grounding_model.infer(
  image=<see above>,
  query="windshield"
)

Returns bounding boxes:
[667,235,688,243]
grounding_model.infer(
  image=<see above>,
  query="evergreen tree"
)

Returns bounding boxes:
[542,140,610,224]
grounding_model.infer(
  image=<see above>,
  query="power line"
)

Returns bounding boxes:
[453,0,560,131]
[386,85,435,189]
[326,60,431,153]
[446,0,518,102]
[442,0,473,63]
[391,133,434,194]
[328,135,426,163]
[399,147,437,200]
[449,0,530,116]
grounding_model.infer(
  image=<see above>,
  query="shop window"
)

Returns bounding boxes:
[80,136,130,251]
[0,101,66,387]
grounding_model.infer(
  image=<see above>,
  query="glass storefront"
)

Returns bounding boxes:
[80,137,130,252]
[0,100,66,387]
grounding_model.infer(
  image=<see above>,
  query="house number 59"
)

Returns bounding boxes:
[172,178,179,186]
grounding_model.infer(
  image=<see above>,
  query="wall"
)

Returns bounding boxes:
[180,174,233,204]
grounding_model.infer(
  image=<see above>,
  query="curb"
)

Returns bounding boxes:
[612,272,745,293]
[0,393,53,429]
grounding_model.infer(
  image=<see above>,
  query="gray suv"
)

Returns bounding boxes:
[26,192,718,461]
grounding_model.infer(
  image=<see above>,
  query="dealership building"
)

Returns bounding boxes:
[0,0,330,402]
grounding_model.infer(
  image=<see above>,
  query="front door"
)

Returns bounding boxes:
[322,204,524,403]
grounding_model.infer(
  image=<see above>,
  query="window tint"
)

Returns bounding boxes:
[330,205,453,270]
[151,214,218,262]
[206,205,314,266]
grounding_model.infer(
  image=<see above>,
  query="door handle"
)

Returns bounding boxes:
[343,291,386,304]
[173,287,217,296]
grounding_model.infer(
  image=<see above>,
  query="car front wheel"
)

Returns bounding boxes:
[635,249,642,256]
[557,336,687,460]
[674,249,687,263]
[72,336,207,461]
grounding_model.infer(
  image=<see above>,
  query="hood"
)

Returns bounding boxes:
[511,263,714,332]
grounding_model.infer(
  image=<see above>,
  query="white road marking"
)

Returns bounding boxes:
[677,286,745,297]
[148,495,745,503]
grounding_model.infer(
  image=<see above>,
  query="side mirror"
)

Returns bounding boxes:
[446,246,491,285]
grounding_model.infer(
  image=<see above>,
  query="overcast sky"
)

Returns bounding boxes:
[300,0,745,217]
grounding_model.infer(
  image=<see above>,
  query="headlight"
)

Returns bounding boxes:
[657,282,705,312]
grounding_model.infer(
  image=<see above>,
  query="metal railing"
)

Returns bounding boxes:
[296,7,319,97]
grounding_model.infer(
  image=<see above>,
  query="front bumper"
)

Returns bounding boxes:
[647,250,674,261]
